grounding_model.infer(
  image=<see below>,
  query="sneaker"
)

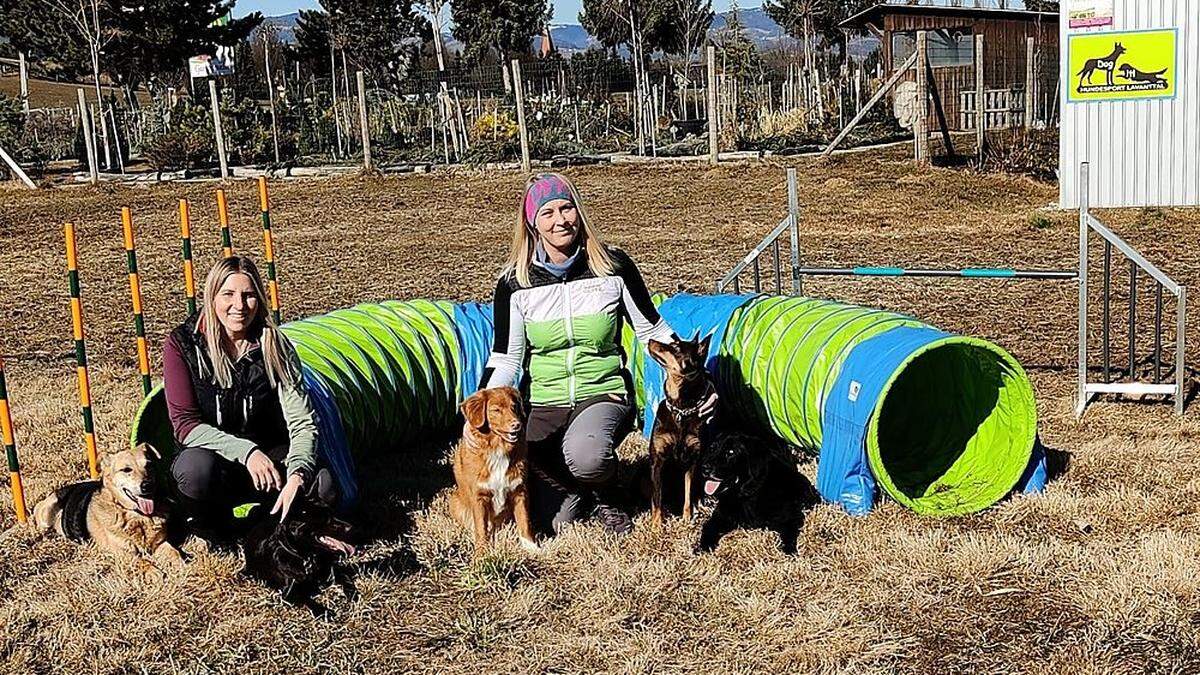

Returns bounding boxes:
[591,501,633,536]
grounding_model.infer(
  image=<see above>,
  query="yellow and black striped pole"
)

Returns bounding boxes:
[258,177,282,324]
[122,208,152,396]
[0,354,28,524]
[65,223,100,479]
[216,188,234,258]
[179,199,198,316]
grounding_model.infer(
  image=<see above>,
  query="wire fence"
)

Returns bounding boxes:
[1,30,1061,179]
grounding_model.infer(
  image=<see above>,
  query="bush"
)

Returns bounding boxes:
[979,128,1058,182]
[143,103,215,171]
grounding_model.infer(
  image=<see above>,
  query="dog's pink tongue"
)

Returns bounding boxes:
[704,480,722,496]
[137,496,156,515]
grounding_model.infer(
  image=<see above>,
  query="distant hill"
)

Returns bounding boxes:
[259,8,880,58]
[259,13,299,43]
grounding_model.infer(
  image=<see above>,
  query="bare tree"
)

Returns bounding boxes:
[38,0,114,168]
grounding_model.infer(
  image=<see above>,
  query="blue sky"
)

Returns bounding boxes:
[232,0,752,23]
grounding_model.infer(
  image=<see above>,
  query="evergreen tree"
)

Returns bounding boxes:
[294,9,334,77]
[323,0,431,86]
[450,0,551,64]
[0,0,259,92]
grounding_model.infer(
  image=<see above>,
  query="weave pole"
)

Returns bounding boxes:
[122,208,152,396]
[65,223,100,479]
[216,188,234,257]
[179,199,198,315]
[258,177,282,324]
[0,355,28,523]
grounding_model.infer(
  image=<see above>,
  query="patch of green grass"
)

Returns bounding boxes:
[1028,212,1054,230]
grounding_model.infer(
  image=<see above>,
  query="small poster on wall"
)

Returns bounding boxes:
[1069,0,1114,29]
[1068,29,1177,102]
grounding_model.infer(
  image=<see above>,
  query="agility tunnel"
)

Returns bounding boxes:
[131,295,1043,516]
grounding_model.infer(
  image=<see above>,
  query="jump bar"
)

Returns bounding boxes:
[796,267,1079,280]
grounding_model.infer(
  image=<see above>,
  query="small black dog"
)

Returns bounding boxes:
[696,433,818,554]
[241,501,357,608]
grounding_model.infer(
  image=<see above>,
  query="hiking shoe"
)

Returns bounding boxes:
[591,501,633,536]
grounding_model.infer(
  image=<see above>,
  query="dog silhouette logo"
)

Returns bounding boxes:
[1077,42,1126,88]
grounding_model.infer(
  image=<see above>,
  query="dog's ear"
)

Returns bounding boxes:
[647,340,674,368]
[696,334,712,362]
[461,392,489,433]
[138,443,161,460]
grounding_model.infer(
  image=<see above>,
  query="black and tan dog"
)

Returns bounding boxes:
[241,500,357,608]
[33,443,184,578]
[696,433,818,554]
[647,336,713,527]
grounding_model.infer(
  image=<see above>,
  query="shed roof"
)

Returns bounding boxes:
[840,3,1058,30]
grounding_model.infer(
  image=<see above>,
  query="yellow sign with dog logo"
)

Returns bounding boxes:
[1069,29,1177,102]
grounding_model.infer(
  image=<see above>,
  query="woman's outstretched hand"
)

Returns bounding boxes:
[247,449,282,492]
[271,473,305,522]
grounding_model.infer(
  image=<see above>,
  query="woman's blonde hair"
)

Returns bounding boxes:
[505,172,614,287]
[201,256,296,389]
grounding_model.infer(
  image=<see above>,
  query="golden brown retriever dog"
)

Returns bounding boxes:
[451,387,538,553]
[33,443,183,578]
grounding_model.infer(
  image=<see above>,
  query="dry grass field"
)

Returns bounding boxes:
[1,149,1198,673]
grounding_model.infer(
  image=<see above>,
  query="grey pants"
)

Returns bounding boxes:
[526,395,634,533]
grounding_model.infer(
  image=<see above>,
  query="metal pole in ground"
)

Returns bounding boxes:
[1076,163,1090,417]
[121,208,152,396]
[511,59,531,174]
[179,200,198,316]
[787,168,800,295]
[77,89,98,185]
[216,189,234,257]
[707,45,718,165]
[208,79,229,179]
[65,223,100,478]
[258,177,283,324]
[356,71,372,170]
[1176,287,1187,415]
[0,354,28,523]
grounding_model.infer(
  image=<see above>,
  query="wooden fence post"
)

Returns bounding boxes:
[208,79,229,179]
[18,52,29,115]
[707,44,718,165]
[1025,35,1036,130]
[511,59,531,174]
[976,34,986,156]
[914,31,930,165]
[357,71,372,170]
[76,89,98,184]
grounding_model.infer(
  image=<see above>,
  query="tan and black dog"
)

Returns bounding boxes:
[451,386,538,553]
[647,336,713,527]
[33,443,183,577]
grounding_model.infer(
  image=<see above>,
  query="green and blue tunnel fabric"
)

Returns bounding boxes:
[300,368,358,507]
[821,326,951,515]
[638,293,759,437]
[131,295,1042,517]
[452,302,498,401]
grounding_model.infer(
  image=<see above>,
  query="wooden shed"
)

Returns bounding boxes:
[842,2,1059,131]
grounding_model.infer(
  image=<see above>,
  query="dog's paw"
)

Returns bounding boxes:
[518,536,541,553]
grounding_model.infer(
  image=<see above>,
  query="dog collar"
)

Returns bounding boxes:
[663,382,714,420]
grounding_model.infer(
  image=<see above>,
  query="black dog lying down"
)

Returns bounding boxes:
[241,501,357,607]
[697,432,819,554]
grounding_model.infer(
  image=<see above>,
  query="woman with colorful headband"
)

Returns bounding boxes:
[480,173,714,535]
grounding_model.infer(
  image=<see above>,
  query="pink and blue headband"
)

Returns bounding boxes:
[524,175,575,224]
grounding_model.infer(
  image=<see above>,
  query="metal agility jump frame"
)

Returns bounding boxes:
[717,165,1188,417]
